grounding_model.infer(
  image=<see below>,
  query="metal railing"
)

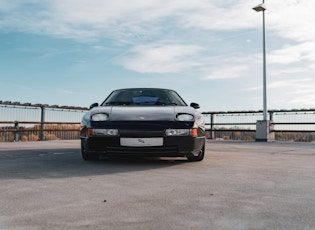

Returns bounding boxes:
[202,109,315,141]
[1,101,315,142]
[0,101,87,142]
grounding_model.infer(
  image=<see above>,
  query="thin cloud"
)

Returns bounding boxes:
[268,42,315,65]
[0,0,262,41]
[268,79,311,89]
[268,2,315,43]
[121,43,203,73]
[1,1,314,44]
[278,84,315,109]
[269,66,308,77]
[202,65,248,80]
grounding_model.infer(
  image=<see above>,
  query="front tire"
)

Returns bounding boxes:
[81,140,98,161]
[187,145,205,162]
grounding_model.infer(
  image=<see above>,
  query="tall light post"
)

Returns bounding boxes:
[253,1,267,121]
[253,1,273,142]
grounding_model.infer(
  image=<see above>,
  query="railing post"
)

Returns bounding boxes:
[40,106,45,141]
[269,111,275,140]
[269,111,274,121]
[14,121,19,142]
[210,113,215,139]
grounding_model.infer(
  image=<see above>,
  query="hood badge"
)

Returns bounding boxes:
[139,116,145,120]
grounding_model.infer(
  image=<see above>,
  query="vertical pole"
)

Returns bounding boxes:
[210,113,214,139]
[253,1,268,142]
[269,111,273,121]
[262,2,267,121]
[40,106,45,141]
[14,121,19,142]
[268,110,275,140]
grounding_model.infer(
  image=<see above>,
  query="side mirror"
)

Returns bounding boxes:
[190,103,200,109]
[89,103,99,109]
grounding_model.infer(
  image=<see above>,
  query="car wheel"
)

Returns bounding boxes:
[187,144,205,162]
[81,141,98,161]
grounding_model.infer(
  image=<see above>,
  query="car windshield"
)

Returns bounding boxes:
[101,88,187,106]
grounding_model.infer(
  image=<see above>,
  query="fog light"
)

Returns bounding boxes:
[90,129,119,136]
[165,129,190,136]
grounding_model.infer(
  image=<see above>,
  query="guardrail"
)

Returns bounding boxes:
[1,101,315,142]
[0,121,82,142]
[202,109,315,141]
[0,101,87,142]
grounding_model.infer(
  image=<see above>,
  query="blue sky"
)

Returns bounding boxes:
[0,0,314,112]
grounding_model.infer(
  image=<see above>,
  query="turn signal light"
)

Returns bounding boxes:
[190,128,198,137]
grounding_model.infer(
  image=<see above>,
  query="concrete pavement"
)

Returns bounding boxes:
[0,140,315,230]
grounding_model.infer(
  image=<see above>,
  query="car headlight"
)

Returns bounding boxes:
[176,113,194,121]
[91,113,109,121]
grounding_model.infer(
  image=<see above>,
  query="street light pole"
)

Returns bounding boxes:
[253,1,267,121]
[253,1,273,142]
[262,1,267,121]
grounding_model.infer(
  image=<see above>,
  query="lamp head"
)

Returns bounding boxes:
[253,3,266,12]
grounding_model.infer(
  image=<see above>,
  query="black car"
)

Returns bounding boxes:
[80,88,206,161]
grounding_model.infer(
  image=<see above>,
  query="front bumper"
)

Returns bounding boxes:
[80,120,205,158]
[81,135,205,158]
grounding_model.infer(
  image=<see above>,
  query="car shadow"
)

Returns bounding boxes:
[0,148,192,180]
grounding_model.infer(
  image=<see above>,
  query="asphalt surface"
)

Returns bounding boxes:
[0,140,315,230]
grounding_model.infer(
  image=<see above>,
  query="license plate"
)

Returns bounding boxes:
[120,138,163,147]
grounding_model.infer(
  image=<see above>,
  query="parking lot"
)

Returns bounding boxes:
[0,140,315,230]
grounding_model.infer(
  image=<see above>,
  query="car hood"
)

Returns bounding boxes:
[89,106,196,121]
